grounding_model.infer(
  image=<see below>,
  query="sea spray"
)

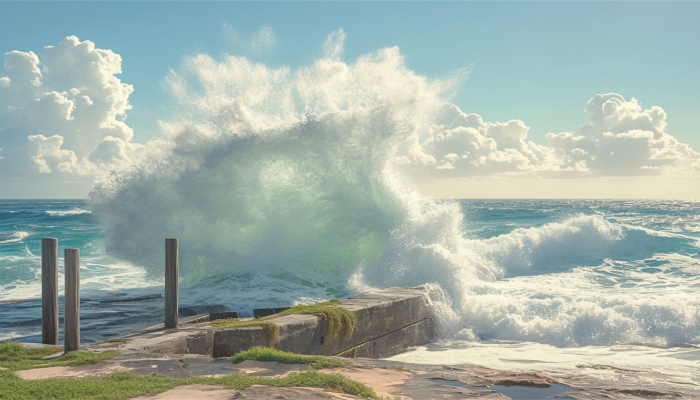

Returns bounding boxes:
[86,32,700,347]
[88,35,453,290]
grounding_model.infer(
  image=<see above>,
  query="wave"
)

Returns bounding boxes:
[45,208,92,217]
[471,215,624,277]
[0,231,31,244]
[87,31,700,347]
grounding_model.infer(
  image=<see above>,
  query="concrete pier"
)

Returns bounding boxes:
[116,286,433,359]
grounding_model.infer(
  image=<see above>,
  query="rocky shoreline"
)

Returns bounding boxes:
[14,338,700,399]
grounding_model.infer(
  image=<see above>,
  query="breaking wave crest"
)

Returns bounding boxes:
[46,208,91,217]
[88,31,699,347]
[0,231,31,244]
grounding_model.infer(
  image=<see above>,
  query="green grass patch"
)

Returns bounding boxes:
[105,338,128,343]
[0,341,376,400]
[230,346,349,369]
[0,370,379,400]
[0,341,119,371]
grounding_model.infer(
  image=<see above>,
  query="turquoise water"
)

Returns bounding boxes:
[1,199,698,346]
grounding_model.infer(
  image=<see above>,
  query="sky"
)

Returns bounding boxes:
[0,1,699,199]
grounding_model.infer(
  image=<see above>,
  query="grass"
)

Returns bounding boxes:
[0,370,379,400]
[104,338,128,343]
[0,341,378,400]
[230,346,349,369]
[0,341,118,371]
[213,299,358,345]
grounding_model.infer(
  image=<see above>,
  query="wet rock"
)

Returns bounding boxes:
[179,304,229,317]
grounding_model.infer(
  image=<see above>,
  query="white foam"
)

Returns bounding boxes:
[0,231,31,244]
[389,341,700,382]
[45,208,91,217]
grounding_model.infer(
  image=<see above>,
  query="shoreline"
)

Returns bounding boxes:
[10,342,700,399]
[4,284,700,398]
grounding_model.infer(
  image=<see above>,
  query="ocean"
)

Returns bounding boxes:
[1,199,698,361]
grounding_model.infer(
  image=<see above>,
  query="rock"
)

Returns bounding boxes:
[253,307,290,318]
[179,305,229,317]
[210,311,239,320]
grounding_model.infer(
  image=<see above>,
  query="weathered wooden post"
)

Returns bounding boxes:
[41,238,58,345]
[64,248,80,352]
[165,238,179,329]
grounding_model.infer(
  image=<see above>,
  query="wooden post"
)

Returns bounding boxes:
[165,238,179,329]
[41,238,58,345]
[64,248,80,352]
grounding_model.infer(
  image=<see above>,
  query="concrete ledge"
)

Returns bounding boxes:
[123,286,434,359]
[349,318,434,358]
[267,286,432,357]
[213,326,275,358]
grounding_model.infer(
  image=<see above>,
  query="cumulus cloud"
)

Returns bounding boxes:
[0,36,142,180]
[545,94,700,175]
[415,94,700,178]
[2,34,698,200]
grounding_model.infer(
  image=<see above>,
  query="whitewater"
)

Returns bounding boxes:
[1,32,699,378]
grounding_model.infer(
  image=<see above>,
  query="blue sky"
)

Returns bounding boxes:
[2,2,698,147]
[1,2,699,198]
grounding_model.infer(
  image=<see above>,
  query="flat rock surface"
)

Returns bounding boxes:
[14,349,700,399]
[14,331,700,400]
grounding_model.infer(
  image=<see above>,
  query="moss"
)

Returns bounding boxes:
[276,300,358,343]
[337,346,360,358]
[212,299,358,345]
[231,346,349,369]
[210,319,279,342]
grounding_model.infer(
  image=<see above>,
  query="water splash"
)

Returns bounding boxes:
[87,32,700,347]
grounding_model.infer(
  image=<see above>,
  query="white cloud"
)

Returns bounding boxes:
[545,94,700,175]
[415,94,700,178]
[0,36,142,181]
[1,34,698,200]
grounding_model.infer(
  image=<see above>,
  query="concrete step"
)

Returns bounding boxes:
[109,286,434,359]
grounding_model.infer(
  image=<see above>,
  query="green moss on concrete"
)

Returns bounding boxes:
[276,300,358,342]
[337,345,360,358]
[210,319,280,341]
[231,346,349,369]
[212,299,358,344]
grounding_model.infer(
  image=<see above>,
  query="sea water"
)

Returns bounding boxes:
[1,200,698,348]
